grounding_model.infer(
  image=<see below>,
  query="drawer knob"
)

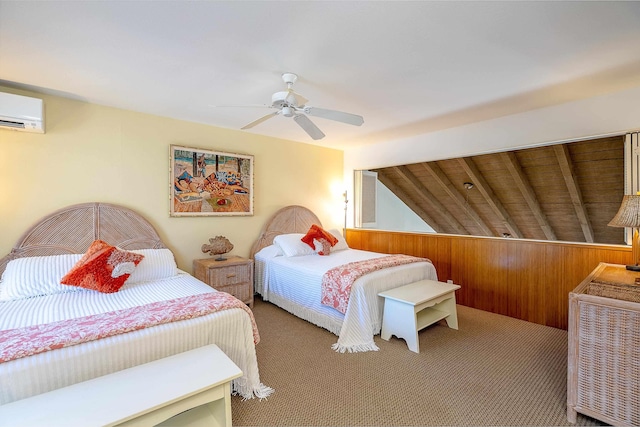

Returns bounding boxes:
[227,273,236,278]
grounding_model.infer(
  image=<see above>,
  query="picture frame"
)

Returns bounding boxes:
[170,144,254,217]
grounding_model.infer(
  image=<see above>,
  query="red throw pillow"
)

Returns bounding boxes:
[301,224,339,249]
[60,240,144,293]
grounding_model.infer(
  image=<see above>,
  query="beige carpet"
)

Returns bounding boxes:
[231,298,604,426]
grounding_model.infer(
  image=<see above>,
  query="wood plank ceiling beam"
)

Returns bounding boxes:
[393,165,469,235]
[458,157,523,238]
[421,162,494,237]
[500,151,557,240]
[553,144,594,243]
[377,171,444,233]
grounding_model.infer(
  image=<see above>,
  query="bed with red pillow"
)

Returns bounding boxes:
[250,205,438,353]
[0,202,272,404]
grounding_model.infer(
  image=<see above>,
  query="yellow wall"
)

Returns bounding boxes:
[0,87,344,273]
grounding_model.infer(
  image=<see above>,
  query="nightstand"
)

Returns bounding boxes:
[193,256,254,308]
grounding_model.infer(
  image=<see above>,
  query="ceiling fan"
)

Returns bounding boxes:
[232,73,364,140]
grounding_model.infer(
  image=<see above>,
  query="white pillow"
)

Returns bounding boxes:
[0,254,84,301]
[273,233,316,257]
[312,229,350,254]
[328,229,350,251]
[126,248,178,284]
[255,244,283,259]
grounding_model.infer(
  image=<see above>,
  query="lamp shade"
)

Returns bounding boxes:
[608,195,640,228]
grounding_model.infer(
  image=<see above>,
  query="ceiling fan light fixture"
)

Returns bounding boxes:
[282,106,294,117]
[272,91,288,108]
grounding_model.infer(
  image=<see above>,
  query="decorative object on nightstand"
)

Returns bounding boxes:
[608,193,640,271]
[193,256,254,307]
[201,235,234,261]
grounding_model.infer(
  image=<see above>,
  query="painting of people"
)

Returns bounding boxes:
[170,145,253,216]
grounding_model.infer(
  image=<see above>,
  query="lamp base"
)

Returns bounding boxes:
[625,264,640,271]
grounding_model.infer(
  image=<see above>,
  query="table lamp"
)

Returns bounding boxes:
[608,194,640,271]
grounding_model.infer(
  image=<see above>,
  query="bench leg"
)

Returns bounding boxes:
[152,382,233,427]
[441,296,459,330]
[200,381,232,427]
[381,299,420,352]
[406,316,420,353]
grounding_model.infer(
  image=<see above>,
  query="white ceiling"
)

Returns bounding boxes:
[2,1,640,150]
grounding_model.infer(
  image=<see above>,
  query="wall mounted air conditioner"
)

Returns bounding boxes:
[0,92,45,133]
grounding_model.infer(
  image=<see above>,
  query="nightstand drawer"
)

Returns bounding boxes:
[208,264,252,286]
[215,282,253,303]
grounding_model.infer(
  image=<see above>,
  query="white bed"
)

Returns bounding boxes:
[251,205,438,353]
[0,202,271,404]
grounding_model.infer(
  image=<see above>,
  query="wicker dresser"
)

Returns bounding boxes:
[567,262,640,426]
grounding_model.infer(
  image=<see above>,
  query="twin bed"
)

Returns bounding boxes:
[250,205,438,353]
[0,203,438,407]
[0,202,271,405]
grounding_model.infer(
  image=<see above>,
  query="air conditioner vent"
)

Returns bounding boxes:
[0,92,45,133]
[0,119,26,129]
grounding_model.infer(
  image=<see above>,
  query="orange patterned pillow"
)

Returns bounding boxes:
[301,224,338,250]
[60,240,144,293]
[316,238,332,256]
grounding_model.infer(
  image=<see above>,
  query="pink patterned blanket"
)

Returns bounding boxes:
[0,292,259,363]
[321,254,430,314]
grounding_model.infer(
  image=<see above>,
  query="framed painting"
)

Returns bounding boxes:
[170,145,254,217]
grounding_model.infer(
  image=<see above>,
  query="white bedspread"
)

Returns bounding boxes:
[0,272,271,403]
[255,248,437,352]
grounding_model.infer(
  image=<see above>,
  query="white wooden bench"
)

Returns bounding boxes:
[379,279,460,353]
[0,344,242,427]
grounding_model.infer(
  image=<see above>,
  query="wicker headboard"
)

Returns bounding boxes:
[249,205,321,259]
[0,202,167,276]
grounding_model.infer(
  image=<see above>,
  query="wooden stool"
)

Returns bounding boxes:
[379,279,460,353]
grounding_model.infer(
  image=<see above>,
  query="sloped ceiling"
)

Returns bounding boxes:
[373,136,625,245]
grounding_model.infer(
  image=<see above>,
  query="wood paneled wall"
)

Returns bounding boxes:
[345,229,632,330]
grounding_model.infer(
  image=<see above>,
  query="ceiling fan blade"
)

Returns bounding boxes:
[285,90,308,107]
[241,111,279,129]
[303,107,364,126]
[293,114,325,140]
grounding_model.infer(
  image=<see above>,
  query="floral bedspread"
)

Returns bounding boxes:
[0,292,258,363]
[321,254,429,314]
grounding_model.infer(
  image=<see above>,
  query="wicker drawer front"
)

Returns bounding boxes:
[576,301,640,426]
[216,283,252,303]
[208,264,252,287]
